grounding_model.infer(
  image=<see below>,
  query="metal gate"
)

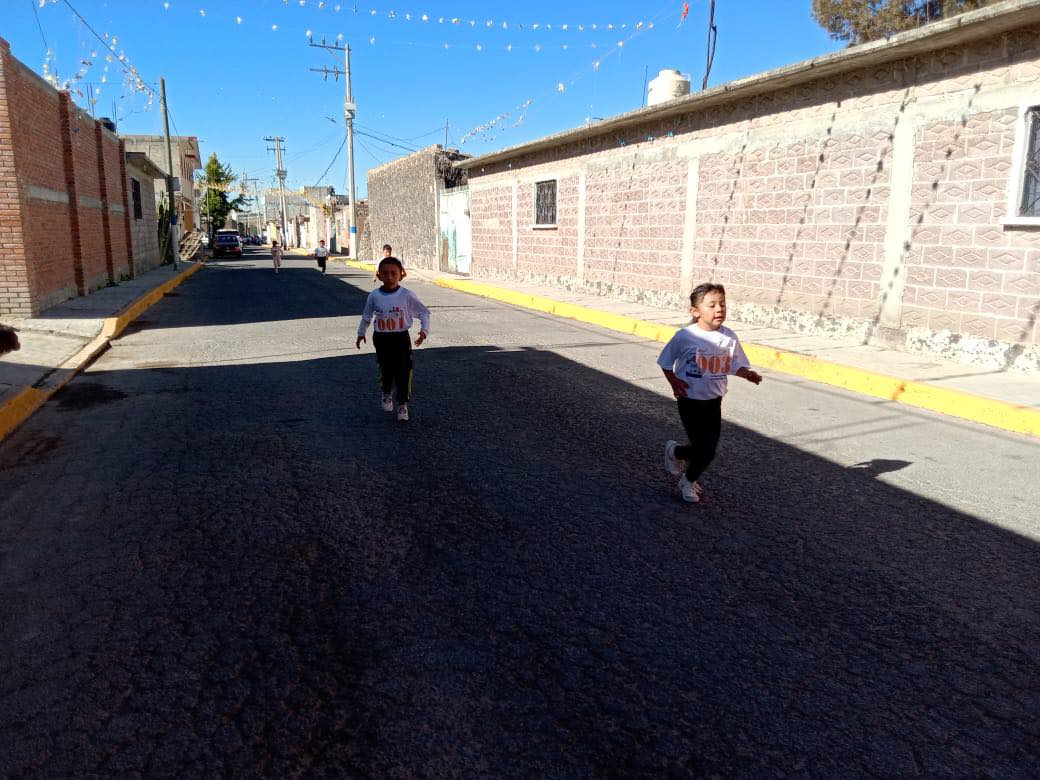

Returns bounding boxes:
[438,185,471,274]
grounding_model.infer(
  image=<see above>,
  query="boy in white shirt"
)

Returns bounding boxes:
[314,239,330,274]
[658,283,762,503]
[356,257,431,421]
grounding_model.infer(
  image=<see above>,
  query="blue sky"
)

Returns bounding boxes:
[5,1,842,197]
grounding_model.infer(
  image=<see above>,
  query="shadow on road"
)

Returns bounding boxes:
[0,341,1037,776]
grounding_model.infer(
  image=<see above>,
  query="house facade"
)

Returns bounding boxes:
[459,1,1040,371]
[122,134,203,233]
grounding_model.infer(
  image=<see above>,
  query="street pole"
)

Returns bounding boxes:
[242,173,261,236]
[308,38,357,257]
[160,77,180,270]
[265,136,289,246]
[344,44,357,258]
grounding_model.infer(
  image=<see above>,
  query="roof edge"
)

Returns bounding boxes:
[458,0,1040,171]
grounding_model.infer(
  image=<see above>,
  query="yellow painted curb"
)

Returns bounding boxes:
[102,262,202,339]
[434,276,1040,439]
[0,387,49,441]
[344,259,377,273]
[0,263,204,443]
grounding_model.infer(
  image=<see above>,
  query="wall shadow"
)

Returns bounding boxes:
[0,345,1036,776]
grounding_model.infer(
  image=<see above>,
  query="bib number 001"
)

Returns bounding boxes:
[377,317,406,332]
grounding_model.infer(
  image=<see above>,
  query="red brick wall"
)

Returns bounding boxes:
[0,37,142,316]
[0,40,31,316]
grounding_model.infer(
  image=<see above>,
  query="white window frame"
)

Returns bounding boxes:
[1004,101,1040,227]
[532,178,558,229]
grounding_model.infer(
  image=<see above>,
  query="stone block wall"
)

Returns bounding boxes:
[0,38,140,317]
[466,18,1040,369]
[367,147,440,268]
[126,162,162,274]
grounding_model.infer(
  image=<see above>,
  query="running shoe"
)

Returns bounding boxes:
[678,475,700,503]
[397,404,409,421]
[664,440,685,475]
[381,394,393,412]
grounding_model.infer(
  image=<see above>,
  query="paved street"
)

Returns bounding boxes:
[1,248,1038,777]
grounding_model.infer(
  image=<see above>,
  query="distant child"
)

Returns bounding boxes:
[356,257,431,422]
[658,283,762,503]
[314,239,330,274]
[0,325,19,357]
[271,241,282,274]
[382,244,393,258]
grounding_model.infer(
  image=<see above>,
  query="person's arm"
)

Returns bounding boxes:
[356,295,375,348]
[656,335,687,398]
[410,292,431,346]
[730,336,761,384]
[661,368,689,399]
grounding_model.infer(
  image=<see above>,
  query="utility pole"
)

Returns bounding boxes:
[160,77,180,270]
[309,36,357,257]
[264,136,288,245]
[444,119,449,148]
[242,173,261,235]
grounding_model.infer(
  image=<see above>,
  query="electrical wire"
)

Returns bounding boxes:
[354,129,419,153]
[313,135,347,186]
[29,0,50,54]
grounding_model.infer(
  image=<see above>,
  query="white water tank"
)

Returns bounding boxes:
[647,69,691,106]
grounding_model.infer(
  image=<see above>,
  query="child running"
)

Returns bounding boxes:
[658,283,762,503]
[356,256,431,421]
[271,240,282,274]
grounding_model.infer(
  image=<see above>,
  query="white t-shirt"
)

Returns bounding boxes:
[315,245,330,258]
[358,286,431,337]
[657,324,750,400]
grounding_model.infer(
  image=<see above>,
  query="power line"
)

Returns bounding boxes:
[28,0,49,54]
[313,136,347,186]
[354,128,419,153]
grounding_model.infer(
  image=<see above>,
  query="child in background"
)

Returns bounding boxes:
[356,257,431,422]
[271,241,282,274]
[658,283,762,503]
[314,239,330,274]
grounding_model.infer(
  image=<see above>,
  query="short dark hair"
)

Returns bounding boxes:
[690,283,726,308]
[382,244,392,252]
[378,256,404,273]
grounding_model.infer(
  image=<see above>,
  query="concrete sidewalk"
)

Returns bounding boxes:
[337,257,1040,437]
[0,262,202,440]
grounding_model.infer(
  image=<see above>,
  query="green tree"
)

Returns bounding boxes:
[812,0,1000,43]
[199,153,246,233]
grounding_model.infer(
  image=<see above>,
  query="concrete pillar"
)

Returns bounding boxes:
[576,174,586,283]
[58,92,85,296]
[679,157,701,299]
[878,111,918,329]
[94,123,114,284]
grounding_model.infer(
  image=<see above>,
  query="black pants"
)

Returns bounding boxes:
[373,331,413,404]
[675,396,722,481]
[316,254,327,272]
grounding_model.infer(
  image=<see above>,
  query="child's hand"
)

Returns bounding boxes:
[668,376,689,399]
[738,367,763,385]
[356,335,366,349]
[415,331,427,347]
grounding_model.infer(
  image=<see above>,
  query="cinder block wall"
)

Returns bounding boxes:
[0,38,141,318]
[366,147,441,269]
[468,23,1040,370]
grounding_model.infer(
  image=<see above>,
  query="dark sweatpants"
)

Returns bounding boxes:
[373,331,413,404]
[674,396,722,481]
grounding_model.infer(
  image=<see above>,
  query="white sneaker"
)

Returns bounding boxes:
[678,475,700,503]
[693,480,704,496]
[397,404,409,421]
[664,440,685,476]
[381,394,393,412]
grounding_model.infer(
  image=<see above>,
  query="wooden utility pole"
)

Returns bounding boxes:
[160,77,180,269]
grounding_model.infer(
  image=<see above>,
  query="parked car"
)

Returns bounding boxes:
[211,231,243,257]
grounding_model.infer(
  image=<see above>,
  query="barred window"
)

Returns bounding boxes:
[1019,107,1040,217]
[535,180,557,226]
[131,178,143,220]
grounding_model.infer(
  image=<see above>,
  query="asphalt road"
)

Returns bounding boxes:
[1,249,1038,777]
